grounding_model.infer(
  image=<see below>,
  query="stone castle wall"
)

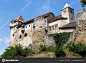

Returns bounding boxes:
[71,20,86,44]
[32,17,55,53]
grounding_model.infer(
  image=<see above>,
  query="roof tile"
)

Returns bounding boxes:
[59,21,77,29]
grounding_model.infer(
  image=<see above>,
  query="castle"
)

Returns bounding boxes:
[9,3,76,51]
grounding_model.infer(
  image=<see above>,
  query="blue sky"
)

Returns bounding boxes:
[0,0,85,55]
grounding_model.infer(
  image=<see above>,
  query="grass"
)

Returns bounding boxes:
[63,48,82,58]
[25,52,55,58]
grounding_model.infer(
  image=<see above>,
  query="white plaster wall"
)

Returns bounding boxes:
[49,19,69,27]
[34,17,46,30]
[9,21,19,27]
[16,35,32,48]
[59,28,75,33]
[25,23,32,32]
[9,28,16,46]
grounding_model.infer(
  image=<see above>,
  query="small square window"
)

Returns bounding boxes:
[29,25,30,27]
[71,18,73,20]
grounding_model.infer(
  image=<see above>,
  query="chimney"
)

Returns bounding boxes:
[82,8,85,11]
[78,10,81,13]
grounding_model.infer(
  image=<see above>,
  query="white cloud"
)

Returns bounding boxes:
[38,0,52,14]
[41,5,51,9]
[21,1,32,11]
[70,1,74,6]
[0,20,10,29]
[0,38,4,42]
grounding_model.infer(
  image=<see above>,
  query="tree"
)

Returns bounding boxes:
[81,0,86,7]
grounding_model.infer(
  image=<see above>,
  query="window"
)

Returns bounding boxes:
[24,33,27,37]
[63,10,66,13]
[13,34,14,36]
[50,27,51,31]
[21,30,25,34]
[19,35,22,39]
[22,26,24,28]
[53,27,54,30]
[71,18,73,20]
[70,10,72,14]
[29,25,30,27]
[45,20,46,23]
[33,26,35,28]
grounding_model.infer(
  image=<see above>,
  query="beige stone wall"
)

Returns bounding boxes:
[9,22,33,48]
[48,19,69,34]
[77,10,86,21]
[61,7,75,23]
[32,17,55,53]
[59,28,75,33]
[71,20,86,44]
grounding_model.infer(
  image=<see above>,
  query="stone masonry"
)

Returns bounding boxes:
[71,20,86,44]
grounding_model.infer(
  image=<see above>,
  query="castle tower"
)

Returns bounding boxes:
[9,15,25,46]
[61,2,75,23]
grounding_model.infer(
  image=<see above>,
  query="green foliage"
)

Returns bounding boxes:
[46,46,56,52]
[54,46,66,57]
[39,45,56,53]
[1,44,33,58]
[50,32,71,47]
[39,45,46,52]
[67,41,86,57]
[81,0,86,7]
[50,32,71,57]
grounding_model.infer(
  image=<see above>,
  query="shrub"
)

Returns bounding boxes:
[46,46,56,52]
[50,32,71,57]
[1,44,32,58]
[50,32,71,47]
[54,46,66,57]
[67,41,86,57]
[39,45,46,52]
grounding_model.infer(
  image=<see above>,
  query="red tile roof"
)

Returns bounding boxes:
[11,15,24,23]
[59,21,77,29]
[42,12,53,18]
[24,18,34,24]
[11,20,15,22]
[50,14,67,22]
[24,12,54,23]
[10,12,54,24]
